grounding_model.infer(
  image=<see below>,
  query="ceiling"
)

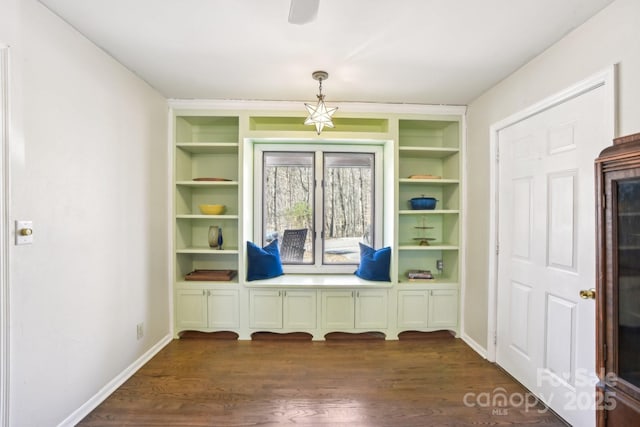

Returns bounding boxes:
[38,0,615,105]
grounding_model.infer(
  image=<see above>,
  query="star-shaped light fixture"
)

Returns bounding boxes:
[304,71,337,135]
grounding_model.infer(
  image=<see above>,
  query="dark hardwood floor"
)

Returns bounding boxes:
[78,333,568,426]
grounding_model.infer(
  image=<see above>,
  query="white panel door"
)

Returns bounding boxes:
[496,85,608,427]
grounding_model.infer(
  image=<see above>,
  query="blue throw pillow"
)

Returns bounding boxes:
[354,243,391,281]
[246,239,284,281]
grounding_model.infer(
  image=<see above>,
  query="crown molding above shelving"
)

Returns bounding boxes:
[168,99,467,116]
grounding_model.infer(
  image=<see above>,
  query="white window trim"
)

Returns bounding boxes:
[253,142,384,274]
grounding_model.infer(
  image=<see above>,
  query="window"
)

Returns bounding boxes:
[255,144,383,273]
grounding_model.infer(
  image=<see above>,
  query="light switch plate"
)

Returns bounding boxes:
[15,220,33,245]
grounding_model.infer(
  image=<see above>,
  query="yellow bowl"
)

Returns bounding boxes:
[199,204,225,215]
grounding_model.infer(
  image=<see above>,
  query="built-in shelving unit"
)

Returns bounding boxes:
[395,118,462,333]
[397,119,461,281]
[170,105,464,339]
[173,115,242,335]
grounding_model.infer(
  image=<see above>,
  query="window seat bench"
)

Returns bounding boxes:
[243,274,393,288]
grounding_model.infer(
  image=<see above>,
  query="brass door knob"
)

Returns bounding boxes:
[579,288,596,299]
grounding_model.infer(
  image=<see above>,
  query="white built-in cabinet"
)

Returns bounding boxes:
[173,115,242,334]
[395,119,461,334]
[175,288,239,330]
[171,105,464,339]
[397,288,458,330]
[249,289,317,330]
[321,290,388,330]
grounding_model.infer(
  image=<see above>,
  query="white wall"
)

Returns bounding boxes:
[464,0,640,350]
[4,1,170,425]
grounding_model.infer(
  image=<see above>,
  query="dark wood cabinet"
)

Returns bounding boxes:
[595,132,640,426]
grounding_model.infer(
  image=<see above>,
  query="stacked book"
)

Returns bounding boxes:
[406,270,434,281]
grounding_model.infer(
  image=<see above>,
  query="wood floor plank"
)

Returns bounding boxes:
[78,336,568,426]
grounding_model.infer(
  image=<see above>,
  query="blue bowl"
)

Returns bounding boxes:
[409,197,437,210]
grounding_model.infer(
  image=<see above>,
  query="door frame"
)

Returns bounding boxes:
[0,44,10,427]
[486,66,617,363]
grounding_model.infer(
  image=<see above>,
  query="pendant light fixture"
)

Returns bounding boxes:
[304,71,337,135]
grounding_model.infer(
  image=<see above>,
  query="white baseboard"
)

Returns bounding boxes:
[461,332,488,359]
[57,334,173,427]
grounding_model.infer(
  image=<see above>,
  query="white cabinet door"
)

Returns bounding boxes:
[397,289,458,331]
[322,291,355,330]
[176,289,208,329]
[207,289,239,329]
[176,289,240,330]
[355,290,388,329]
[283,290,316,329]
[249,290,283,329]
[321,290,388,330]
[428,289,458,328]
[397,290,429,329]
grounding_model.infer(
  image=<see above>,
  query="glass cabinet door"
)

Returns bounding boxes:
[615,178,640,388]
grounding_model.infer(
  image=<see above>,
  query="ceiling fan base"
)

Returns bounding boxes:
[288,0,320,25]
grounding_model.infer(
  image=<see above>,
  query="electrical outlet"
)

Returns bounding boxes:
[136,322,144,340]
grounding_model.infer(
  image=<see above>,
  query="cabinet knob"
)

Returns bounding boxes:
[579,288,596,300]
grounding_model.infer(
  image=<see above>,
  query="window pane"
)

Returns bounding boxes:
[323,152,374,264]
[263,152,314,264]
